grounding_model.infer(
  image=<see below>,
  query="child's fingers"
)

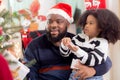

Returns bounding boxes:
[67,44,78,51]
[62,38,71,46]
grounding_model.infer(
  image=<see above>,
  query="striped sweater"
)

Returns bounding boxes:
[60,33,108,66]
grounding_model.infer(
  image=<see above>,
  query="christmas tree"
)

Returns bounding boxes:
[0,9,22,62]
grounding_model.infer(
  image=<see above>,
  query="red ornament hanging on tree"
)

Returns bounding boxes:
[0,0,2,5]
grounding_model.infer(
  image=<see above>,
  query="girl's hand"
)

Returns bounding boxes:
[67,43,79,52]
[62,37,78,52]
[62,37,71,46]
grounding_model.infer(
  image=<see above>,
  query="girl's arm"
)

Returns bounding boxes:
[60,42,71,57]
[72,39,108,66]
[60,37,73,57]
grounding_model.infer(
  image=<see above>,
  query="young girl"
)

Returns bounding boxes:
[60,9,120,80]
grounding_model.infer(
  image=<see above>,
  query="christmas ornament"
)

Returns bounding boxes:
[30,0,40,17]
[21,19,32,48]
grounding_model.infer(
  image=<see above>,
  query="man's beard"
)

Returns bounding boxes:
[46,27,67,43]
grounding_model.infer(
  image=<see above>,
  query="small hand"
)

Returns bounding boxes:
[62,37,78,52]
[62,37,71,46]
[67,43,78,52]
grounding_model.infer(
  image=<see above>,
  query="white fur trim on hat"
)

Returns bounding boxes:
[47,8,74,23]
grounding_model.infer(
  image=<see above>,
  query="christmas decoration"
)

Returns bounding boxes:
[85,0,106,9]
[21,19,32,49]
[0,9,24,66]
[0,0,2,5]
[18,0,46,49]
[0,9,22,53]
[30,0,40,18]
[0,9,29,80]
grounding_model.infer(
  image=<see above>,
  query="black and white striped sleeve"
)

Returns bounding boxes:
[59,42,71,57]
[74,39,108,66]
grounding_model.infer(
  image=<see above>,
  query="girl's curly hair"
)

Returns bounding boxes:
[77,9,120,44]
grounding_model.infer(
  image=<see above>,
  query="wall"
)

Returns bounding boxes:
[105,0,120,80]
[109,41,120,80]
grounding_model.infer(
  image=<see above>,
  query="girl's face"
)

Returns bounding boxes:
[83,15,101,39]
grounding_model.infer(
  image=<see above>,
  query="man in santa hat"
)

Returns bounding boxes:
[24,2,112,80]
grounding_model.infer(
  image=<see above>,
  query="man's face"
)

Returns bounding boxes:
[46,14,69,43]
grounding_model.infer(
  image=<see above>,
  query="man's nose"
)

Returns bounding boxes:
[51,21,58,27]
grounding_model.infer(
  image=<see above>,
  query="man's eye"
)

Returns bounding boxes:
[56,20,64,24]
[47,20,53,24]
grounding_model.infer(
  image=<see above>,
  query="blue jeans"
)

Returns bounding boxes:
[69,71,103,80]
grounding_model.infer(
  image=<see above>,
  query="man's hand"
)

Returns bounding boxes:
[74,62,96,80]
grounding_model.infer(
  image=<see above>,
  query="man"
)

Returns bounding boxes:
[24,2,112,80]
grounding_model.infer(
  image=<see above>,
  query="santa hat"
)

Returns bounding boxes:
[47,2,74,23]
